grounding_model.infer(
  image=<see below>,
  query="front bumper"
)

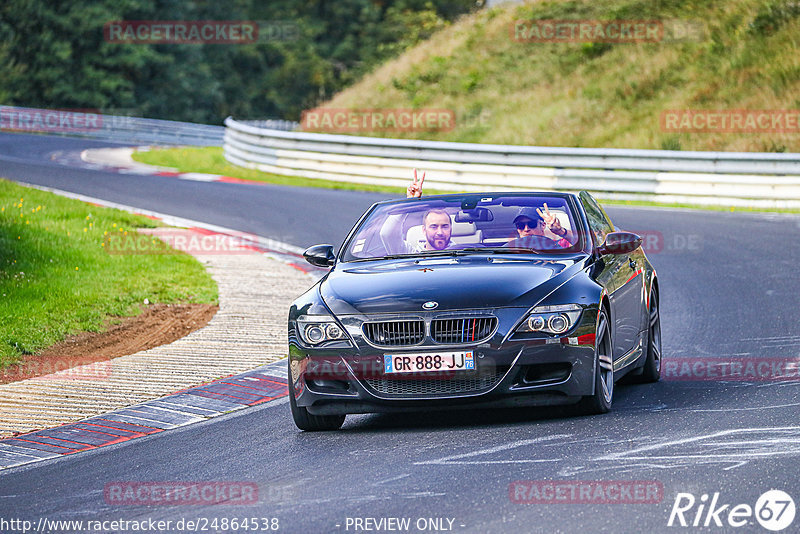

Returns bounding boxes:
[289,318,598,416]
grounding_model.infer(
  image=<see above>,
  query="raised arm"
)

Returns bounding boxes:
[537,203,574,246]
[407,168,425,198]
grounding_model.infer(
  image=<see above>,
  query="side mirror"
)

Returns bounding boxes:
[303,244,336,267]
[598,232,642,255]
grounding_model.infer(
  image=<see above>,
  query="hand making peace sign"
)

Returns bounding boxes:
[537,203,565,235]
[407,168,425,198]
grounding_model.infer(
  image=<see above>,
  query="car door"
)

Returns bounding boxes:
[579,191,639,363]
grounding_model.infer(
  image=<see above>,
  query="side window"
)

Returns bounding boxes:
[579,191,614,246]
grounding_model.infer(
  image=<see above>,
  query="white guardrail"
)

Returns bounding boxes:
[224,117,800,208]
[0,105,226,146]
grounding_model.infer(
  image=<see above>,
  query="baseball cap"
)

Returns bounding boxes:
[513,207,542,224]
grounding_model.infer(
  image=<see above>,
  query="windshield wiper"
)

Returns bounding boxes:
[354,247,542,261]
[352,254,415,261]
[452,247,541,255]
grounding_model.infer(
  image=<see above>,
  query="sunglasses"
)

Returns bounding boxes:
[515,219,542,230]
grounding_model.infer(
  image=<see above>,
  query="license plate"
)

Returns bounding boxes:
[384,351,475,374]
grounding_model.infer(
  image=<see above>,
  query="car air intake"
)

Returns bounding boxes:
[431,317,497,344]
[362,320,425,346]
[364,368,506,397]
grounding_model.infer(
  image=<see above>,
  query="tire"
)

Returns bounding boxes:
[288,371,345,431]
[629,288,662,384]
[577,307,613,415]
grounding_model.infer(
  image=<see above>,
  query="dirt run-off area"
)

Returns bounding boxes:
[0,303,218,384]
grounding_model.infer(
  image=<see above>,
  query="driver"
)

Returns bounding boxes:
[406,208,452,252]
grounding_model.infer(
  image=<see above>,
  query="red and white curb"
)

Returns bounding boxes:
[0,361,288,470]
[79,146,260,185]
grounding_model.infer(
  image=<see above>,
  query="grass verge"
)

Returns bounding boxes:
[133,146,411,195]
[133,146,800,214]
[0,179,218,368]
[322,0,800,153]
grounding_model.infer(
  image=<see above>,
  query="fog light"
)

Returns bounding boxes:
[548,314,569,334]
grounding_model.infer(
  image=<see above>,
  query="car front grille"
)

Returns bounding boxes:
[364,369,506,397]
[362,320,425,347]
[431,317,497,344]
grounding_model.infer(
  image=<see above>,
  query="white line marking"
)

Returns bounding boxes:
[598,426,800,463]
[632,402,800,414]
[722,461,749,471]
[178,172,223,182]
[414,434,570,465]
[374,473,410,485]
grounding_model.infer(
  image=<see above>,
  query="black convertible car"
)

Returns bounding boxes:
[287,191,661,430]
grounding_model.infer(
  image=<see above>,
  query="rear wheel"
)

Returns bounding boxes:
[629,288,662,384]
[288,372,345,431]
[577,308,613,415]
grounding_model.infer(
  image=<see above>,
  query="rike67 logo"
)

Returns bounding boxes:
[668,490,795,531]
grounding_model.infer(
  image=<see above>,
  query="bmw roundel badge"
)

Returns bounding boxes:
[423,301,438,310]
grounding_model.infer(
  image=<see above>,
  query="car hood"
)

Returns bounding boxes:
[320,256,585,315]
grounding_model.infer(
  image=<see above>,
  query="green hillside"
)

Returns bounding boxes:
[317,0,800,152]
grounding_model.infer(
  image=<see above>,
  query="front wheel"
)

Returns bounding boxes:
[577,308,613,415]
[288,372,345,431]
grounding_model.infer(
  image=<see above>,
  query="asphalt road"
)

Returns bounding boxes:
[1,132,799,533]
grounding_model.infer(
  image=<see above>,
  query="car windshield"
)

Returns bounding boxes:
[341,194,587,262]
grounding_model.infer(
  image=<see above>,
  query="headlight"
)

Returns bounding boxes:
[515,304,582,336]
[296,316,349,346]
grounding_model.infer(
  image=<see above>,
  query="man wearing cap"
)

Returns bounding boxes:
[510,205,572,248]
